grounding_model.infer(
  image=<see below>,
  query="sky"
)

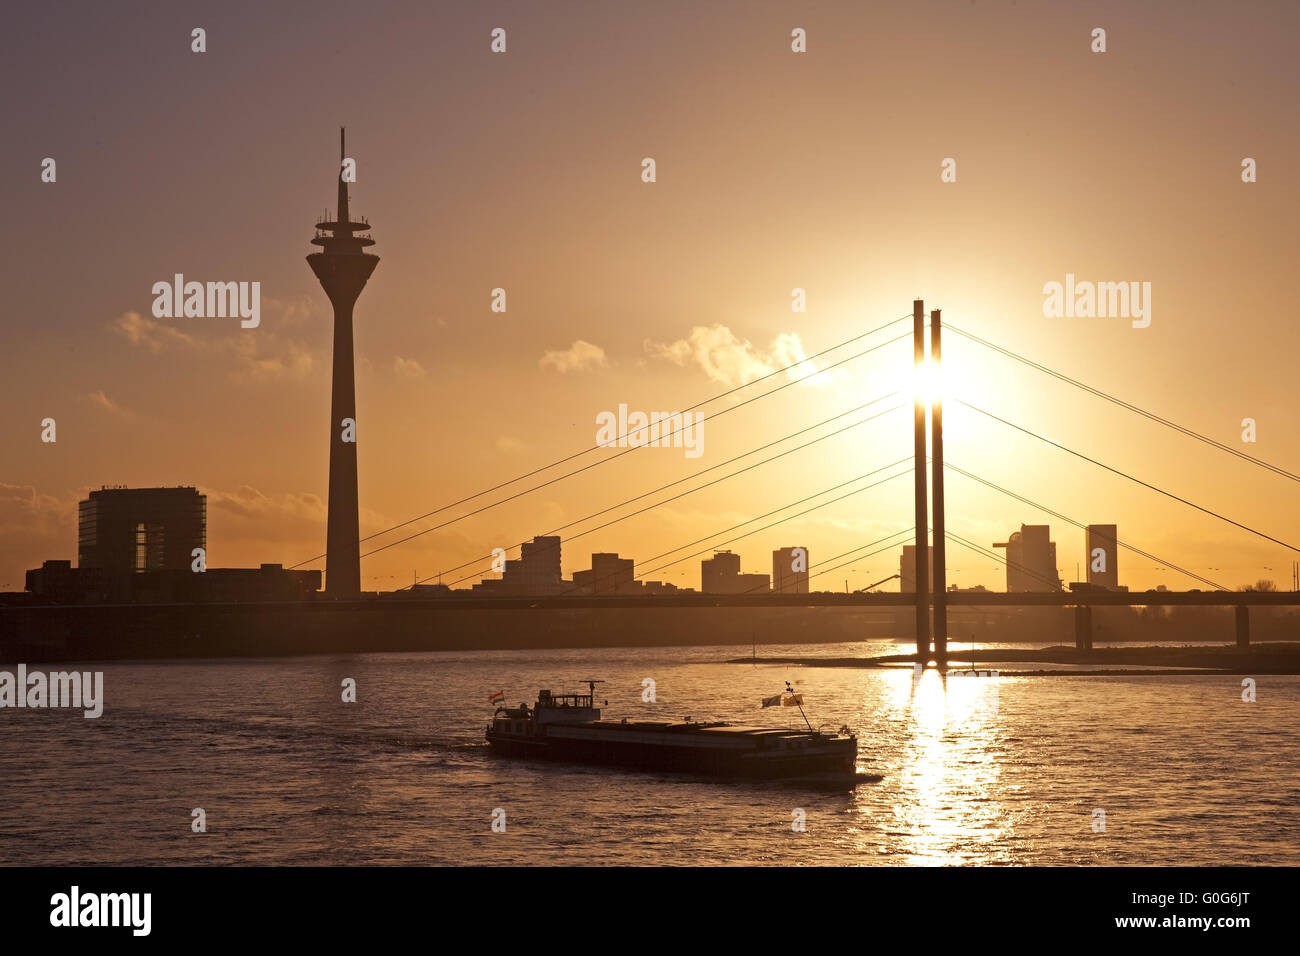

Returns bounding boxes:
[2,0,1298,593]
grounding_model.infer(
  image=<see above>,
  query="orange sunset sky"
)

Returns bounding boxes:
[2,0,1298,593]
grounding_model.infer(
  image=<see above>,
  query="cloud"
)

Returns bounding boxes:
[87,389,132,416]
[0,484,78,589]
[110,308,318,383]
[496,436,527,454]
[263,294,319,329]
[206,485,387,536]
[0,484,75,537]
[393,356,426,379]
[768,332,838,387]
[645,325,838,388]
[112,311,199,353]
[207,485,327,523]
[229,338,315,383]
[539,340,607,373]
[201,485,331,568]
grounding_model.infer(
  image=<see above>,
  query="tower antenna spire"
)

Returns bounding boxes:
[337,126,350,231]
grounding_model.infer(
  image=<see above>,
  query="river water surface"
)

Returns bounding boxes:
[1,641,1295,865]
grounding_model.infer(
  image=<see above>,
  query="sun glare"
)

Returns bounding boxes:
[911,357,946,405]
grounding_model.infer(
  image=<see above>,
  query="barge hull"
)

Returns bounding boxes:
[487,734,856,779]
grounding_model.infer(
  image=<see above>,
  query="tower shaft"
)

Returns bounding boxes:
[328,296,359,597]
[312,259,376,596]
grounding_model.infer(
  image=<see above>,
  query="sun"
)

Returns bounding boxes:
[911,357,947,405]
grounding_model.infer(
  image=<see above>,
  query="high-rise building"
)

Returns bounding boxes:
[502,535,563,595]
[899,544,935,593]
[589,552,634,595]
[772,547,810,594]
[78,486,205,572]
[701,551,769,593]
[701,550,741,593]
[572,552,635,595]
[993,524,1061,592]
[1086,524,1119,588]
[308,128,379,597]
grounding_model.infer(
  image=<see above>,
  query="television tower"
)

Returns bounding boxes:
[308,128,378,597]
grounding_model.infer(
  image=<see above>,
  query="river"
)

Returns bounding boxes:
[1,641,1295,865]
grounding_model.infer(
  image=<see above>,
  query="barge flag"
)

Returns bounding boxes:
[782,694,804,706]
[761,693,782,708]
[489,690,504,704]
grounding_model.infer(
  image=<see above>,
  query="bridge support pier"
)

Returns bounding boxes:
[1074,604,1092,652]
[1235,604,1250,649]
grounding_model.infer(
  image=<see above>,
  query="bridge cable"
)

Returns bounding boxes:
[633,466,915,583]
[284,314,915,567]
[945,322,1300,483]
[943,461,1228,590]
[955,399,1300,554]
[362,330,911,563]
[449,463,914,592]
[732,528,918,593]
[803,533,919,588]
[419,397,905,585]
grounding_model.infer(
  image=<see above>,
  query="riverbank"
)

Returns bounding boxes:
[728,642,1300,674]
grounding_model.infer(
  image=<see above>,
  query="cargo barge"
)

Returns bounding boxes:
[486,681,859,781]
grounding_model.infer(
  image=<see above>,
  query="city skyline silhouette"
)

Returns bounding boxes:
[3,3,1297,599]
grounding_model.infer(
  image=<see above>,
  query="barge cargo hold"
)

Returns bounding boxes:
[486,682,858,781]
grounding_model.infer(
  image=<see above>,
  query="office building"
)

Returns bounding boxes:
[993,524,1061,592]
[899,544,935,593]
[772,546,810,594]
[701,550,769,594]
[78,485,206,572]
[501,535,563,595]
[1086,524,1119,588]
[573,552,636,595]
[702,550,740,592]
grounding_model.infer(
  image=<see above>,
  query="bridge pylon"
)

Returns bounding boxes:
[912,300,931,663]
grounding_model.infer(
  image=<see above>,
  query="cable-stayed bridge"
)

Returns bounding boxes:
[292,301,1300,662]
